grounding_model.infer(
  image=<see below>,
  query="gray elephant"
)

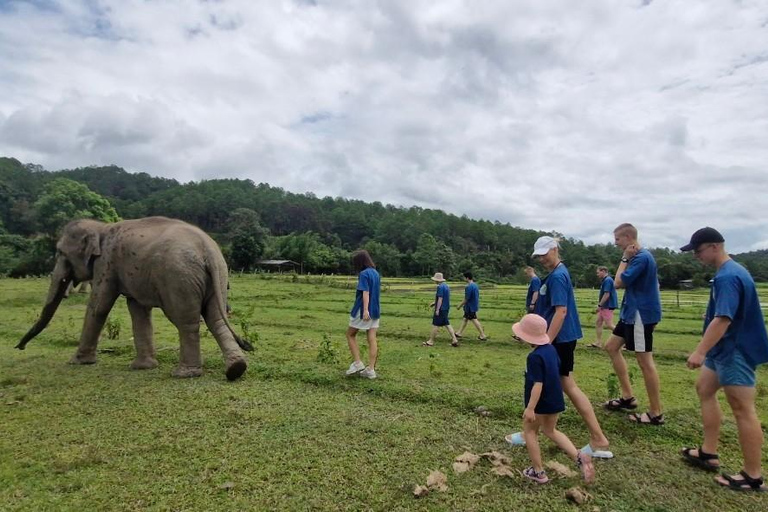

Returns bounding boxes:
[17,217,253,381]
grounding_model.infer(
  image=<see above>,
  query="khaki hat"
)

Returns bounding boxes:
[430,272,446,282]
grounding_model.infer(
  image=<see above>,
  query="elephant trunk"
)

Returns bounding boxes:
[16,258,72,350]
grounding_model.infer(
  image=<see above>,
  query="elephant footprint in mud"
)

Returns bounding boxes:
[17,217,253,381]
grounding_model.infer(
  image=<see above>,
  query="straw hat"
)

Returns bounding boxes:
[512,314,550,345]
[430,272,446,282]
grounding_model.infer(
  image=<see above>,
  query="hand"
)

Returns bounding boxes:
[363,310,371,321]
[623,244,638,260]
[687,350,706,369]
[523,407,536,423]
[456,305,461,310]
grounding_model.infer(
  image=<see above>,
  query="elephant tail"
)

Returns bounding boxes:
[207,259,254,352]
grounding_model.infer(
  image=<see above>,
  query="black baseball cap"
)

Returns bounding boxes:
[680,227,725,252]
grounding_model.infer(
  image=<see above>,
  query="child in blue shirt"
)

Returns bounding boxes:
[455,271,487,340]
[344,250,381,379]
[512,314,595,485]
[423,272,460,347]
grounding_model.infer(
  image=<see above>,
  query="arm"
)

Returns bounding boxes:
[597,291,610,309]
[435,297,443,315]
[523,382,543,422]
[528,291,539,312]
[362,291,371,321]
[614,245,639,289]
[687,317,732,369]
[547,306,566,342]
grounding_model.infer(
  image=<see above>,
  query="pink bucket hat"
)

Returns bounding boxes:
[512,314,550,345]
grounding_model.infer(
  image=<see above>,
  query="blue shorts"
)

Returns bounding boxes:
[432,310,450,326]
[704,350,756,387]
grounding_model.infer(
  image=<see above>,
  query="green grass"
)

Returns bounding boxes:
[2,275,768,511]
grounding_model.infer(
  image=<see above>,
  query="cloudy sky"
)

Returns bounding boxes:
[1,0,767,252]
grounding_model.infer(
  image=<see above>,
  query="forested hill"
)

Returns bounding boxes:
[1,156,766,285]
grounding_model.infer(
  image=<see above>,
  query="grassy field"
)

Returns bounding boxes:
[2,274,768,511]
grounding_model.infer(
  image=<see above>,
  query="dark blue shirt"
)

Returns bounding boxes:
[524,344,566,414]
[526,276,541,309]
[350,267,381,319]
[435,282,450,311]
[704,260,768,366]
[464,282,480,312]
[599,276,619,310]
[534,263,583,343]
[619,249,662,324]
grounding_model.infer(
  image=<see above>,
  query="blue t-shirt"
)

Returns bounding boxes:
[534,263,583,343]
[619,249,662,324]
[599,276,619,310]
[524,344,566,414]
[350,267,381,319]
[435,282,450,311]
[526,276,541,309]
[704,259,768,366]
[464,282,480,312]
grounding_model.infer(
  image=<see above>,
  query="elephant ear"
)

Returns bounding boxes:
[83,229,101,265]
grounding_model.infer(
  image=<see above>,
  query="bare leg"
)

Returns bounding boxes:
[594,317,604,347]
[562,375,609,449]
[605,335,633,399]
[127,298,158,370]
[695,367,722,459]
[366,328,378,370]
[636,352,662,416]
[446,325,459,344]
[471,318,486,338]
[426,326,440,344]
[523,416,543,472]
[539,413,578,460]
[456,318,468,336]
[723,385,763,478]
[346,326,361,362]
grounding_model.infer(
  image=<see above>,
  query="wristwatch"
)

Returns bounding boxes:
[621,257,629,263]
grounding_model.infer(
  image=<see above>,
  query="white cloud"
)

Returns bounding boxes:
[0,0,766,252]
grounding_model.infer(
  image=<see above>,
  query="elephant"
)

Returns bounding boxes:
[16,216,253,381]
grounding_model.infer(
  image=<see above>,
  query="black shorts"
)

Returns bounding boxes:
[463,310,477,320]
[554,341,576,376]
[613,318,656,353]
[432,310,450,326]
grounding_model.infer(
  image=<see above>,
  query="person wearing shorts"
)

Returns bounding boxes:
[344,250,380,379]
[679,227,768,492]
[589,266,618,348]
[505,236,612,459]
[423,272,459,347]
[455,271,487,340]
[603,223,664,425]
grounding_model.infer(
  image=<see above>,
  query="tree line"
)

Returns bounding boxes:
[2,156,766,286]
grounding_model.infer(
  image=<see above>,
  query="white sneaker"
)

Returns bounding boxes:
[359,367,377,379]
[345,360,365,376]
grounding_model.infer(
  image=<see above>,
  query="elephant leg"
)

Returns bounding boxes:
[127,298,158,370]
[203,301,247,381]
[171,320,203,378]
[70,290,119,365]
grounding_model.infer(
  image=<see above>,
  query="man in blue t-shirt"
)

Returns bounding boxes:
[603,223,665,426]
[423,272,460,347]
[679,227,768,491]
[589,266,619,348]
[525,266,541,313]
[506,236,612,459]
[455,271,488,341]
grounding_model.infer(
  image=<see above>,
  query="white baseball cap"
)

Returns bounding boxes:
[532,236,558,256]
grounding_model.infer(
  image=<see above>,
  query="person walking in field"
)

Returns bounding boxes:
[679,227,768,492]
[603,223,665,425]
[525,266,541,313]
[589,266,618,348]
[423,272,460,347]
[506,237,612,459]
[512,314,595,485]
[455,271,488,341]
[344,250,380,379]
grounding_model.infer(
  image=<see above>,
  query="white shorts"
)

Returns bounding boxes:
[348,316,380,330]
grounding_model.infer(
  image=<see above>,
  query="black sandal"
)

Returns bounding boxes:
[681,447,720,472]
[716,471,768,492]
[603,396,638,411]
[628,412,665,425]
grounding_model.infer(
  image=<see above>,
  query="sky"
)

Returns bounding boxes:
[1,0,767,253]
